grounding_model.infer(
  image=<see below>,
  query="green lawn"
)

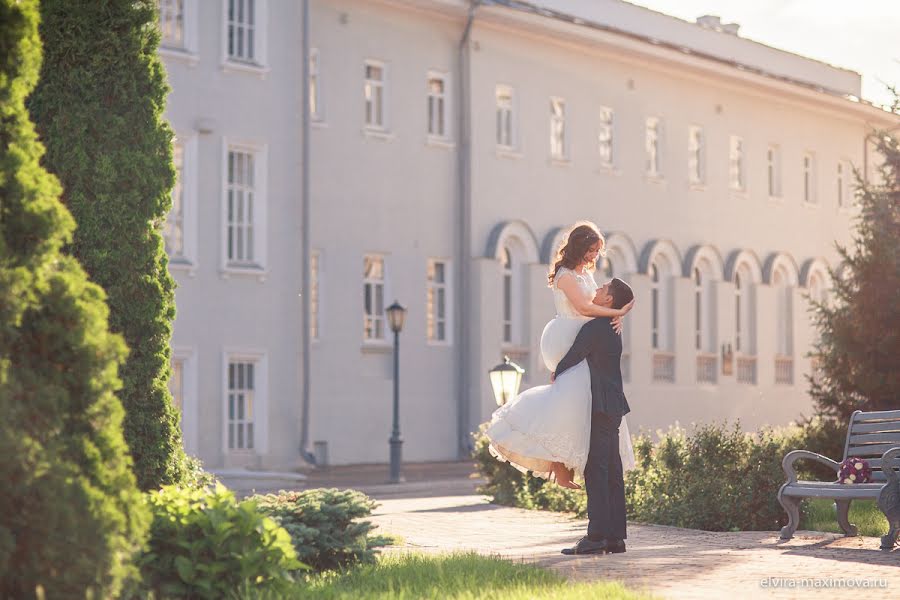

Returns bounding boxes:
[283,552,656,600]
[800,498,889,537]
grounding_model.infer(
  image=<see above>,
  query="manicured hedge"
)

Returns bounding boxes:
[0,1,147,596]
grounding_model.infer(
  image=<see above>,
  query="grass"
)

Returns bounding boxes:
[800,498,889,537]
[282,552,657,600]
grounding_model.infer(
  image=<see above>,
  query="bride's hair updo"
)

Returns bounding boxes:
[547,221,605,287]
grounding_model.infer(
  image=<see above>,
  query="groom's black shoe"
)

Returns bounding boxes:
[605,538,626,554]
[561,536,609,555]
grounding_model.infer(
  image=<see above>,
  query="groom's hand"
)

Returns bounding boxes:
[550,371,555,383]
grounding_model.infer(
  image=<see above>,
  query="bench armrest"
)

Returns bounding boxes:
[881,446,900,486]
[782,450,840,485]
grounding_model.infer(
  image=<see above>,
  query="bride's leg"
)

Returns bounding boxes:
[551,461,582,490]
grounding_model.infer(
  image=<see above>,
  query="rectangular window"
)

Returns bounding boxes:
[598,106,614,167]
[169,358,184,421]
[364,61,386,129]
[164,140,185,259]
[729,136,745,190]
[159,0,185,49]
[227,0,256,62]
[226,149,256,265]
[688,126,704,184]
[227,360,255,450]
[310,48,321,121]
[767,145,781,197]
[496,85,515,149]
[837,161,851,208]
[645,117,660,177]
[363,255,386,341]
[310,251,320,340]
[426,259,450,343]
[427,73,447,139]
[803,152,816,203]
[549,97,566,159]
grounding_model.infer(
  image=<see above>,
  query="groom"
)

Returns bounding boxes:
[551,277,634,555]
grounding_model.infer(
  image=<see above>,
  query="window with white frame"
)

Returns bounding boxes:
[496,85,515,149]
[729,136,745,191]
[426,259,450,343]
[363,255,386,342]
[549,97,566,160]
[310,251,320,340]
[803,153,816,204]
[169,358,184,421]
[688,126,704,184]
[651,263,660,350]
[159,0,185,49]
[227,360,256,451]
[502,249,513,344]
[645,117,661,177]
[364,61,386,130]
[598,107,614,167]
[226,0,259,63]
[773,268,793,356]
[734,271,743,353]
[310,48,322,121]
[837,161,852,209]
[734,264,756,355]
[767,145,781,197]
[694,268,703,351]
[427,73,448,139]
[164,140,185,260]
[226,148,258,266]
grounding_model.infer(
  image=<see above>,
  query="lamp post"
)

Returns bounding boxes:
[488,356,525,406]
[386,301,407,483]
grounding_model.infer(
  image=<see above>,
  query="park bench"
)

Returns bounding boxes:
[778,409,900,550]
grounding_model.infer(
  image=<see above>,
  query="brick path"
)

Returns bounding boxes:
[359,473,900,599]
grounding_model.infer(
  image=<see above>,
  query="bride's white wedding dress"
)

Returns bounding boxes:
[485,266,636,479]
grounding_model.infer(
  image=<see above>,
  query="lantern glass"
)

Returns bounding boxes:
[386,301,407,333]
[488,357,524,406]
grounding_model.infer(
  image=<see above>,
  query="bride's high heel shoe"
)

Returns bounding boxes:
[550,463,582,490]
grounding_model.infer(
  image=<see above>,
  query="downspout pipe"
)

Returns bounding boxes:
[299,0,317,466]
[456,1,481,458]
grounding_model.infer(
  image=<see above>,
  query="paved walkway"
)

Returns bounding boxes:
[331,462,900,600]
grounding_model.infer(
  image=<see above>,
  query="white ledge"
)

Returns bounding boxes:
[221,60,270,79]
[160,47,200,66]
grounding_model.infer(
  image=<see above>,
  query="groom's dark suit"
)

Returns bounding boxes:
[555,317,629,541]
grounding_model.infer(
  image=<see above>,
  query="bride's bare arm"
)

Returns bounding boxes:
[557,273,634,318]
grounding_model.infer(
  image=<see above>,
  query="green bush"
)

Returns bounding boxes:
[28,0,186,490]
[136,484,302,598]
[179,454,219,491]
[252,488,392,571]
[0,1,148,596]
[474,417,847,532]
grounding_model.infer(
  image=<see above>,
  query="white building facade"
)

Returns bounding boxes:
[158,0,897,471]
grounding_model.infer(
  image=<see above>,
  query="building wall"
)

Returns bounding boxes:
[159,0,889,470]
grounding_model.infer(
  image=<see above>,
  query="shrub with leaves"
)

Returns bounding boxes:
[136,484,302,599]
[252,488,392,571]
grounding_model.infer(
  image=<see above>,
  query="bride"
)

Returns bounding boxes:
[485,222,636,489]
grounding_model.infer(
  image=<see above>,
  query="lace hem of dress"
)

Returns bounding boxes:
[487,404,589,478]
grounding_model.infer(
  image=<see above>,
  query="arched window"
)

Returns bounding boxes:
[808,273,826,305]
[502,248,513,344]
[734,271,743,352]
[651,263,660,350]
[694,268,703,351]
[773,266,794,384]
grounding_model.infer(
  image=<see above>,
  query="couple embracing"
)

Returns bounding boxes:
[485,221,636,556]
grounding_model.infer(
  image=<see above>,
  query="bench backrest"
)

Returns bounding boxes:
[843,409,900,483]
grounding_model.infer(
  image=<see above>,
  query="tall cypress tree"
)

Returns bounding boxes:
[809,107,900,420]
[0,0,147,596]
[28,0,186,488]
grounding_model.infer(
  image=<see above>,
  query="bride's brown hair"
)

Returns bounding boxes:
[547,222,605,287]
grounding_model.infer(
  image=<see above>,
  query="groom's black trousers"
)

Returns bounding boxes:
[585,411,627,540]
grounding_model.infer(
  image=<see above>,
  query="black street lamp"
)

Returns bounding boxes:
[386,301,407,483]
[488,356,525,406]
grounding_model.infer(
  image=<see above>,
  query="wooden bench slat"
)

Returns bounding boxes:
[847,443,899,457]
[848,432,900,444]
[853,409,900,422]
[849,421,900,434]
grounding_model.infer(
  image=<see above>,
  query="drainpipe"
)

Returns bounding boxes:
[456,1,481,458]
[299,0,317,466]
